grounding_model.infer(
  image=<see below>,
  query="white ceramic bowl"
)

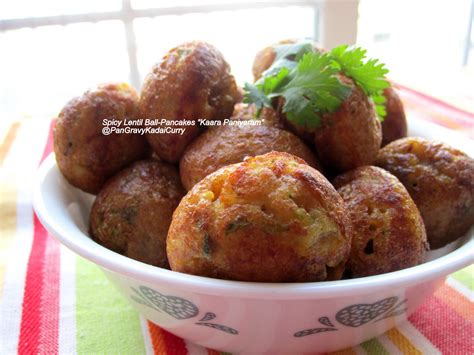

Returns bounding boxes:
[34,119,473,354]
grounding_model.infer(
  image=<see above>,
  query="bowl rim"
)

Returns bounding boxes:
[34,152,473,300]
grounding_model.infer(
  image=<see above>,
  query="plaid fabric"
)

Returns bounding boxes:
[0,86,472,354]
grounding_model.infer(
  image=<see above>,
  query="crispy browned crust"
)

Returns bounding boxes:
[231,103,257,120]
[314,76,382,172]
[333,166,428,277]
[382,87,407,146]
[54,83,148,194]
[139,41,239,163]
[232,103,283,128]
[90,160,185,268]
[252,45,279,82]
[168,151,351,282]
[376,137,474,248]
[179,124,322,190]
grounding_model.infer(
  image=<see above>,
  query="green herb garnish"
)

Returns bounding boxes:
[245,51,351,128]
[329,45,390,120]
[244,41,390,127]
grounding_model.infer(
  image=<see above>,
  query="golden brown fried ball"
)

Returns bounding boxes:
[313,76,382,172]
[139,41,240,163]
[90,160,185,268]
[231,103,257,120]
[376,137,474,249]
[252,39,382,168]
[231,103,281,128]
[167,151,352,282]
[179,123,322,190]
[382,87,407,146]
[333,166,428,277]
[54,83,148,194]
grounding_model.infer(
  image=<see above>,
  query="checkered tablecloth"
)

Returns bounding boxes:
[0,85,472,354]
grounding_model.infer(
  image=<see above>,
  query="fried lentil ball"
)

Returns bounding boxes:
[167,151,352,282]
[376,137,474,249]
[54,83,148,194]
[179,124,322,190]
[231,103,282,128]
[333,166,428,277]
[252,40,382,169]
[382,87,407,146]
[90,160,185,268]
[139,41,240,163]
[312,76,382,172]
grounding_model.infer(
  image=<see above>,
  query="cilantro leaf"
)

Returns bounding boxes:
[277,52,351,127]
[330,45,390,119]
[243,82,271,114]
[260,66,290,95]
[257,40,317,85]
[372,93,387,120]
[243,41,390,126]
[273,39,316,62]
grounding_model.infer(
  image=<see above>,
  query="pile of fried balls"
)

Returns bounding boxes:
[54,41,474,282]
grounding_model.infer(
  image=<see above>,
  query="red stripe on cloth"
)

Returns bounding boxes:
[396,83,474,120]
[161,328,188,355]
[408,294,474,354]
[18,121,61,354]
[147,322,188,355]
[18,215,61,354]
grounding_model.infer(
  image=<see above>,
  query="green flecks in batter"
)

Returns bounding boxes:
[225,216,250,235]
[203,233,212,256]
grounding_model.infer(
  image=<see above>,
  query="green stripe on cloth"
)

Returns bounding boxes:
[360,338,389,355]
[76,257,146,354]
[451,265,473,291]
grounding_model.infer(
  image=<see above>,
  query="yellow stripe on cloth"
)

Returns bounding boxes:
[386,327,422,355]
[0,175,17,297]
[0,122,22,297]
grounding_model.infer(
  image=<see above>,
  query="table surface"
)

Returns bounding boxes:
[0,85,472,355]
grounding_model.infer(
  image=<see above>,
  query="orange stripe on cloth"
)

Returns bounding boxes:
[147,322,188,355]
[147,322,168,354]
[434,284,474,322]
[385,327,422,355]
[0,121,21,165]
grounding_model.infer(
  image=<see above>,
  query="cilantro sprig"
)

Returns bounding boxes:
[244,41,390,127]
[245,49,351,128]
[330,45,390,118]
